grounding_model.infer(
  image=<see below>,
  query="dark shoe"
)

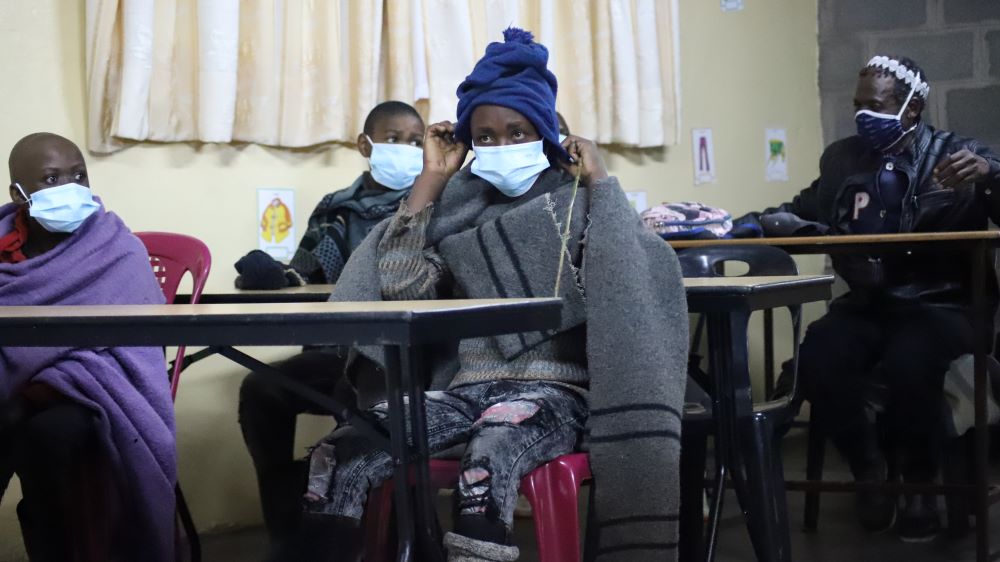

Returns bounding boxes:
[855,488,897,533]
[268,513,361,562]
[851,456,896,533]
[897,494,941,543]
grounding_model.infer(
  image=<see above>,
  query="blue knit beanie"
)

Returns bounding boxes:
[455,27,570,162]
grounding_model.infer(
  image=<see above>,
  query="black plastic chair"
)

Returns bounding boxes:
[678,245,802,562]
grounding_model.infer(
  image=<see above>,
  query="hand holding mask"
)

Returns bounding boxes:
[558,136,608,187]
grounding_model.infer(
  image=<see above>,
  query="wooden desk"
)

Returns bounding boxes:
[671,231,1000,562]
[0,298,562,562]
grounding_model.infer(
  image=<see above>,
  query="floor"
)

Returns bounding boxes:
[201,431,1000,562]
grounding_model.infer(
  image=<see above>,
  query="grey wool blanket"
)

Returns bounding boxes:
[330,166,689,561]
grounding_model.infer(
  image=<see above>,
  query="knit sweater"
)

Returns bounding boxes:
[376,203,588,389]
[289,173,409,283]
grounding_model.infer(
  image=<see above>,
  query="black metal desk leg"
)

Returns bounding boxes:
[972,241,990,562]
[764,309,776,397]
[402,345,445,562]
[714,310,792,562]
[384,346,416,562]
[704,311,733,562]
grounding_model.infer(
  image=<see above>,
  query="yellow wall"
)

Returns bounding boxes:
[0,0,821,555]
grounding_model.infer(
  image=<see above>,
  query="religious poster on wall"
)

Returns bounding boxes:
[765,128,789,182]
[257,187,297,260]
[692,128,717,185]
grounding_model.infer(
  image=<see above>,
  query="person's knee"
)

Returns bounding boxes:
[17,404,96,466]
[881,348,953,390]
[239,371,289,419]
[796,349,844,401]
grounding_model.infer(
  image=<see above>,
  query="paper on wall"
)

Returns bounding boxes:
[765,128,789,182]
[257,187,297,260]
[692,128,717,185]
[626,191,648,213]
[721,0,745,11]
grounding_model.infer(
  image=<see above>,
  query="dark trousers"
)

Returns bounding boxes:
[0,401,103,561]
[798,296,973,481]
[238,350,348,544]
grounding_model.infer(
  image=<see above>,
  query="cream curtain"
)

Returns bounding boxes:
[86,0,679,154]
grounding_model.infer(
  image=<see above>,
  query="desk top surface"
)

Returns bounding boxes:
[4,276,836,319]
[193,276,833,302]
[0,278,832,345]
[683,274,832,289]
[0,298,559,319]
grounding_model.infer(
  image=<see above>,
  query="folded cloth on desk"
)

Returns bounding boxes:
[642,202,766,240]
[234,249,306,289]
[749,211,829,237]
[0,200,177,562]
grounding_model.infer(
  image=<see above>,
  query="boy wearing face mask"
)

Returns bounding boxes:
[739,56,1000,541]
[0,133,176,561]
[285,28,688,562]
[238,101,425,552]
[235,100,425,289]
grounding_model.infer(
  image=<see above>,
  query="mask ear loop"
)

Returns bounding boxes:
[895,73,920,120]
[12,183,31,208]
[883,73,922,153]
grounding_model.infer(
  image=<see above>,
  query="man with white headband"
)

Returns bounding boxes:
[738,55,1000,542]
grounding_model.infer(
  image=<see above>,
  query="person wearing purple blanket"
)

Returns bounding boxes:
[0,133,176,561]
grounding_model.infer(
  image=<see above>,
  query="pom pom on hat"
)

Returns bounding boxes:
[502,26,535,44]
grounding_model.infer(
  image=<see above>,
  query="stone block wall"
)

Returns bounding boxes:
[818,0,1000,150]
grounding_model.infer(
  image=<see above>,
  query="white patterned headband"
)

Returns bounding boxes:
[865,56,930,99]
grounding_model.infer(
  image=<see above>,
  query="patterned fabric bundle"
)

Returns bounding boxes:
[641,202,733,238]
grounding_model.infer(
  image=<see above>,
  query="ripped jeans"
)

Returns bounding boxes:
[304,380,586,531]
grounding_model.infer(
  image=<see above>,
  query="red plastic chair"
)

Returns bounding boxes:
[364,453,592,562]
[135,231,211,562]
[134,231,212,400]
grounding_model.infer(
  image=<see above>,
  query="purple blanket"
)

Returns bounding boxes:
[0,200,176,561]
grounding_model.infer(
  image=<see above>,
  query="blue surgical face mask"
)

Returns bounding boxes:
[855,79,919,153]
[471,140,551,198]
[366,135,423,191]
[15,182,100,233]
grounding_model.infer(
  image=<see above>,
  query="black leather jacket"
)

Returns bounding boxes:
[746,123,1000,307]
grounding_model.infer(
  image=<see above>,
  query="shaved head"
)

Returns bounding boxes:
[8,132,89,204]
[9,133,80,177]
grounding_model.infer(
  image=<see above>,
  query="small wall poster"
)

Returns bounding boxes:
[765,128,789,182]
[692,128,717,185]
[626,191,648,213]
[257,187,297,260]
[721,0,744,11]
